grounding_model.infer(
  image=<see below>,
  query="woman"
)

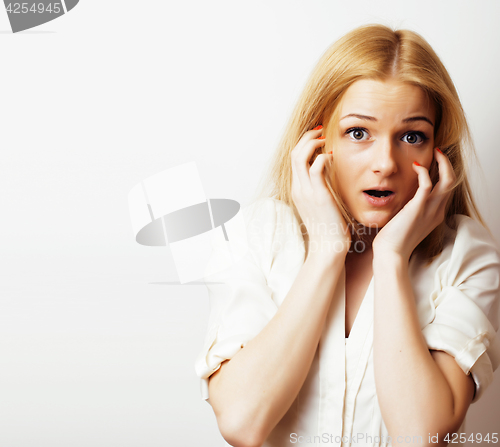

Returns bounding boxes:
[195,24,500,447]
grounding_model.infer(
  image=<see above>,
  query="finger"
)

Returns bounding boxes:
[292,135,326,189]
[430,147,456,196]
[309,153,332,193]
[291,126,324,195]
[291,126,324,157]
[428,148,456,222]
[411,161,433,204]
[412,159,448,225]
[291,125,323,187]
[306,125,326,165]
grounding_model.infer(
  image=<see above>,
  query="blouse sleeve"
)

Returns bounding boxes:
[421,215,500,403]
[194,198,284,402]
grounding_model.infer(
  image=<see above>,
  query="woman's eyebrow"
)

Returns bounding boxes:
[403,116,434,127]
[340,113,376,122]
[340,113,434,127]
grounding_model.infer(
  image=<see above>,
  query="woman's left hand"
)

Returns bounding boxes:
[372,148,456,260]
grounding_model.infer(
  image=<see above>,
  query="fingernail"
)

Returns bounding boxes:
[413,161,420,166]
[328,151,333,154]
[313,125,323,130]
[436,147,443,154]
[318,136,325,140]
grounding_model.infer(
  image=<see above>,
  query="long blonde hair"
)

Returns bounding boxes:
[253,24,486,262]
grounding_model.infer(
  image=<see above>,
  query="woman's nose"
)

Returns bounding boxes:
[371,139,398,176]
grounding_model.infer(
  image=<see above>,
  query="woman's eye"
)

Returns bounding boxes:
[346,128,369,141]
[402,132,427,145]
[345,129,428,144]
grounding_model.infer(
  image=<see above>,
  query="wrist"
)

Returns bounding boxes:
[306,249,347,270]
[307,236,351,258]
[372,248,408,270]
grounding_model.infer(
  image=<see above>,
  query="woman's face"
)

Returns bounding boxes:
[330,78,436,230]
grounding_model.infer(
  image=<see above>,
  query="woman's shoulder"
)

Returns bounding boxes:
[240,197,305,262]
[240,197,301,229]
[443,214,500,254]
[412,214,500,287]
[437,214,500,282]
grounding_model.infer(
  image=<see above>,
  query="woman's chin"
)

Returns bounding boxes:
[354,212,392,231]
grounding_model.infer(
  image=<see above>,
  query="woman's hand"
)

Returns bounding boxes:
[291,125,351,260]
[372,148,456,260]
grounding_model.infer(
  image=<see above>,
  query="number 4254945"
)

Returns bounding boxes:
[5,3,61,14]
[443,433,498,444]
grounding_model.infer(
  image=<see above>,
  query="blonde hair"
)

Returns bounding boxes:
[253,23,486,262]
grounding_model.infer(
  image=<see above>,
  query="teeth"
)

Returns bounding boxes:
[366,190,392,197]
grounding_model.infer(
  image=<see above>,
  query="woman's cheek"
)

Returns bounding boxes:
[415,144,434,166]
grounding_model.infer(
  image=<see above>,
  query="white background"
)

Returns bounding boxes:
[1,1,499,446]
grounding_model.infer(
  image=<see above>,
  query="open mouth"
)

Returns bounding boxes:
[363,190,395,207]
[364,190,393,197]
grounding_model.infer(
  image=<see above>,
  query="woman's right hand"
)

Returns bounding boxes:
[291,125,351,260]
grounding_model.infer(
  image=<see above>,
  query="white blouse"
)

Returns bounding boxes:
[195,198,500,447]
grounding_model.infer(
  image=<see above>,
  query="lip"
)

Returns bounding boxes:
[363,190,395,207]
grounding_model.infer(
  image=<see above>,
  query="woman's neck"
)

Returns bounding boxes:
[349,224,378,254]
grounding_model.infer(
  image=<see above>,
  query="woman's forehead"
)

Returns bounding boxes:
[336,78,435,123]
